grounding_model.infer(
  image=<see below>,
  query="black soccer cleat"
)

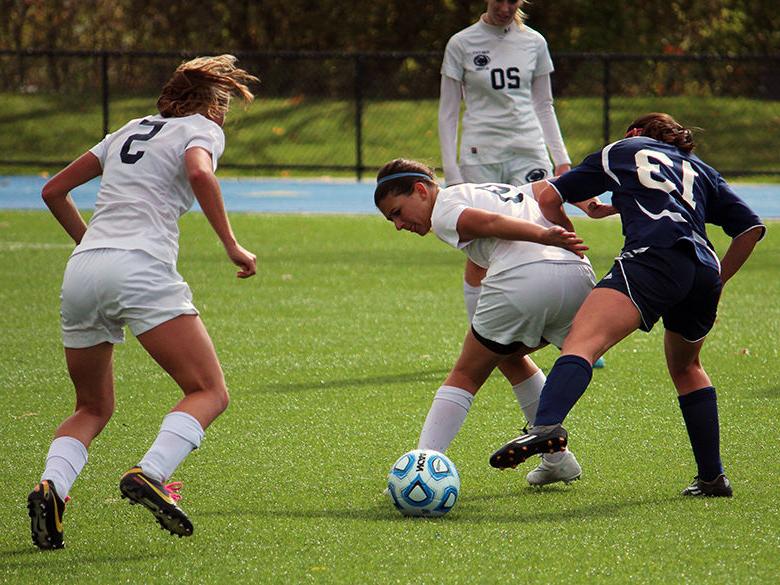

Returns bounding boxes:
[489,424,568,469]
[681,474,733,497]
[119,467,194,537]
[27,480,66,550]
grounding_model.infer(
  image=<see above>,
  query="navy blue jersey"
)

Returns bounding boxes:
[552,136,764,272]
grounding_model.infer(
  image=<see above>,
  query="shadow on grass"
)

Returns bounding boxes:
[457,492,680,524]
[200,492,678,525]
[257,369,450,394]
[0,107,62,126]
[0,547,43,558]
[199,504,403,523]
[752,385,780,399]
[0,546,157,570]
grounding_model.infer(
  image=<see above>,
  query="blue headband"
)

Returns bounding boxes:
[376,172,432,185]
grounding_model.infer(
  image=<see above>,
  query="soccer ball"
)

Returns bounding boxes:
[386,449,460,517]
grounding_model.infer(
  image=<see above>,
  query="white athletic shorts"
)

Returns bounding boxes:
[460,150,553,186]
[471,261,596,351]
[60,248,198,348]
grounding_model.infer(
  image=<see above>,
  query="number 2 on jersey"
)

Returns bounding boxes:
[120,119,167,164]
[478,184,523,203]
[635,148,699,210]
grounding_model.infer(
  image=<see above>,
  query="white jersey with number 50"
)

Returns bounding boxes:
[441,21,554,165]
[74,113,225,265]
[431,182,590,278]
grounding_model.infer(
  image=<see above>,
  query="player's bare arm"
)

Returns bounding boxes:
[456,207,587,257]
[574,198,617,219]
[41,151,102,244]
[530,180,615,220]
[535,182,575,231]
[719,225,765,284]
[185,147,257,278]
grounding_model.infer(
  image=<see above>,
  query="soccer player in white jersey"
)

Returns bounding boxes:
[374,159,616,487]
[439,0,604,443]
[439,0,570,188]
[26,55,257,549]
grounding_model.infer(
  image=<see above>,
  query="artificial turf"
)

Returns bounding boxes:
[1,210,778,583]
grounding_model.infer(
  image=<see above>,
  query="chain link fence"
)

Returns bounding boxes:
[1,49,778,180]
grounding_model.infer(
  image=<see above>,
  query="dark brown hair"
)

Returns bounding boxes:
[374,159,437,208]
[157,55,258,120]
[627,112,697,152]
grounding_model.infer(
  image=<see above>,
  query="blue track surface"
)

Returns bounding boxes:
[1,175,778,217]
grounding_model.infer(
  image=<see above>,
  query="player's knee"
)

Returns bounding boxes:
[214,386,230,415]
[447,366,486,393]
[199,378,229,414]
[667,359,705,385]
[667,355,698,376]
[184,368,226,395]
[78,398,115,425]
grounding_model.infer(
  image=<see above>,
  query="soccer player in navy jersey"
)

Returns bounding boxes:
[489,113,765,497]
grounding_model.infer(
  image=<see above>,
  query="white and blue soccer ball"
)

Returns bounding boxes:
[386,449,460,517]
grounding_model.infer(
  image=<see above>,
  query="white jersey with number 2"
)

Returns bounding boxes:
[75,113,225,266]
[431,182,590,278]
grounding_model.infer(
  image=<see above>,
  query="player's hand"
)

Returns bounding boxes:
[542,225,588,258]
[226,243,257,278]
[585,201,618,219]
[554,163,571,176]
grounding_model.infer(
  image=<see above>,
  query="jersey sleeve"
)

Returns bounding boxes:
[432,201,468,249]
[441,36,464,81]
[431,188,472,248]
[533,34,554,77]
[186,121,226,171]
[89,134,111,167]
[706,175,766,240]
[550,151,611,203]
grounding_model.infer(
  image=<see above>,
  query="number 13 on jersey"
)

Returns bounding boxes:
[635,148,699,210]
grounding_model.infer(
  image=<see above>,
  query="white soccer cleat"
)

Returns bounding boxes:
[526,450,582,486]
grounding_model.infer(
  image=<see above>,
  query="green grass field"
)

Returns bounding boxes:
[1,93,779,178]
[1,210,778,583]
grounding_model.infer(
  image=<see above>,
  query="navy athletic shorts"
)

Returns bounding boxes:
[595,244,722,341]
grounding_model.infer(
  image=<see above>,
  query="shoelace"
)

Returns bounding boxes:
[164,481,183,502]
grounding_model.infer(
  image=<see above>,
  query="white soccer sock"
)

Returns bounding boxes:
[138,411,204,482]
[543,450,565,463]
[41,436,88,498]
[512,369,545,426]
[512,371,565,463]
[463,281,481,323]
[417,386,474,453]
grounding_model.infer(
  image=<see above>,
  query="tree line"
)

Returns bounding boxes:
[2,0,778,55]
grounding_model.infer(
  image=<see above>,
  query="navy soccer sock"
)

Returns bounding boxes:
[678,386,724,481]
[533,355,593,426]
